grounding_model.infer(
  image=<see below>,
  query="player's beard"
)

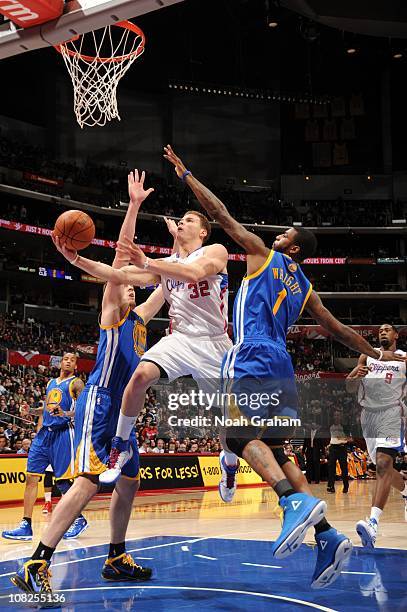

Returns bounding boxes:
[380,339,390,349]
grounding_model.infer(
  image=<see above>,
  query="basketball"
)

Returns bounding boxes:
[54,210,95,251]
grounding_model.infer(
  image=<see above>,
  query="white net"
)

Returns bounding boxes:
[56,21,145,129]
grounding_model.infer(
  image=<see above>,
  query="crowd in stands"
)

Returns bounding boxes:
[0,134,406,229]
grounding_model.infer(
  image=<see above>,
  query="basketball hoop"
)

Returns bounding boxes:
[55,21,145,129]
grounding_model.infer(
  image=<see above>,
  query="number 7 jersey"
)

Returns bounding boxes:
[160,247,228,337]
[233,249,312,346]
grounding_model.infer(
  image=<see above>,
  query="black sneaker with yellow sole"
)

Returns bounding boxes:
[11,559,57,607]
[101,553,152,581]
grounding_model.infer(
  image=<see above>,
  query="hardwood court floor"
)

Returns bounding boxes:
[0,480,405,557]
[0,481,406,611]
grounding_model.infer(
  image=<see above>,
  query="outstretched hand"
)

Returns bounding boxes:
[163,145,188,179]
[128,169,154,206]
[116,237,146,268]
[51,232,78,263]
[164,216,178,238]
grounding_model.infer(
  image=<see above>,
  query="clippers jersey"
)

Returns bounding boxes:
[43,376,78,428]
[358,350,407,410]
[233,249,312,346]
[87,307,147,397]
[161,247,228,337]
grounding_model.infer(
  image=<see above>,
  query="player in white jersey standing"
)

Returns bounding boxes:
[346,323,407,547]
[73,209,239,491]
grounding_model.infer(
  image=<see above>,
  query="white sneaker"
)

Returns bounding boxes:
[356,518,377,548]
[99,436,133,485]
[218,450,239,503]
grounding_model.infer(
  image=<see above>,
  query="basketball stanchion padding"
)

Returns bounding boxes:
[54,21,145,128]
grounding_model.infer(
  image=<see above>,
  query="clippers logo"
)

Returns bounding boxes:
[368,363,400,374]
[0,0,39,22]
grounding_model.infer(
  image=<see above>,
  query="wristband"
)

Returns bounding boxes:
[374,348,383,361]
[181,170,192,182]
[143,257,150,269]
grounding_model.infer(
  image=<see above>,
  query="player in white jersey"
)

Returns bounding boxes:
[58,208,239,492]
[346,323,407,548]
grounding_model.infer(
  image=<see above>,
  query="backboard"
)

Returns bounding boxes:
[0,0,185,59]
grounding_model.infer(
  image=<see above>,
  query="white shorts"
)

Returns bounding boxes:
[141,331,232,395]
[360,405,405,464]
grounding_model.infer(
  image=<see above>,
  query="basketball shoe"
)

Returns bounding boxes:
[63,516,89,540]
[271,493,326,559]
[218,450,239,503]
[311,528,353,589]
[356,518,377,548]
[42,501,52,514]
[2,519,33,541]
[11,559,53,598]
[101,553,152,581]
[99,437,132,485]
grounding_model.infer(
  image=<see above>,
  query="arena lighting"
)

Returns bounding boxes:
[305,175,311,181]
[392,219,406,224]
[168,82,329,105]
[346,47,357,55]
[293,221,302,226]
[393,51,403,59]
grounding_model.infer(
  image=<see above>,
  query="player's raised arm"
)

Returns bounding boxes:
[306,291,406,362]
[51,234,159,286]
[112,169,154,270]
[135,286,165,324]
[117,238,227,283]
[164,145,269,258]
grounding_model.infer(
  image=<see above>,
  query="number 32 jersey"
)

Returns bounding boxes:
[161,247,228,337]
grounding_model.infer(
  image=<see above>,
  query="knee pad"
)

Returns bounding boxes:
[376,447,397,459]
[225,437,250,458]
[269,445,290,467]
[56,479,73,495]
[43,471,54,489]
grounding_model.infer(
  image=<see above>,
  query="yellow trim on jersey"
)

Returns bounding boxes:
[121,472,141,482]
[244,249,275,281]
[26,472,44,477]
[69,377,81,399]
[299,283,313,316]
[100,306,131,330]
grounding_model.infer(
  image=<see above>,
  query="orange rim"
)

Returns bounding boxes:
[54,20,145,63]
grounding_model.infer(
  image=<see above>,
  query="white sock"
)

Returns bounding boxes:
[116,413,136,441]
[44,492,51,503]
[370,506,383,524]
[223,450,238,467]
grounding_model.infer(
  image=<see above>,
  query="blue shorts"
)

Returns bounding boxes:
[27,424,75,480]
[221,339,299,421]
[74,384,140,480]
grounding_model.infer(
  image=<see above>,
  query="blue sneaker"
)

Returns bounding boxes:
[63,516,89,540]
[272,493,327,559]
[11,559,53,598]
[2,519,33,541]
[219,450,239,503]
[311,528,353,589]
[356,518,377,548]
[99,436,132,485]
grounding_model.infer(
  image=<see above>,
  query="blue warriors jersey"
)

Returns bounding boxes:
[87,307,147,396]
[233,249,312,346]
[43,376,78,428]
